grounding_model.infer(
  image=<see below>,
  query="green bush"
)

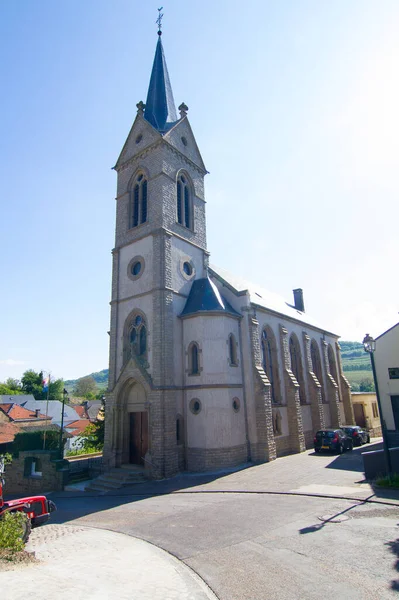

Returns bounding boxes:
[12,430,59,455]
[375,473,399,488]
[0,512,27,552]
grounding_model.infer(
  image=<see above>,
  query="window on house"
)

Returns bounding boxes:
[177,173,192,229]
[188,342,200,375]
[229,334,238,366]
[372,402,379,418]
[130,173,148,228]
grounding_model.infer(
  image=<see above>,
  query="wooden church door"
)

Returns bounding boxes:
[129,412,148,465]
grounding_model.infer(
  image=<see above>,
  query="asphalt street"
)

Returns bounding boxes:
[49,441,399,600]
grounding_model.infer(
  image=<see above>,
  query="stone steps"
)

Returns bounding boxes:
[85,465,147,493]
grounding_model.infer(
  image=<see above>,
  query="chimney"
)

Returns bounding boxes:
[293,288,305,312]
[35,409,41,418]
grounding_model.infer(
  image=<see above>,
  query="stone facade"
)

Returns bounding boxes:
[4,451,64,495]
[102,34,354,478]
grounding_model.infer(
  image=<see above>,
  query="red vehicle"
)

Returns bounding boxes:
[0,456,56,542]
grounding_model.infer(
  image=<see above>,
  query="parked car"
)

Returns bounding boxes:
[313,429,353,454]
[341,425,370,446]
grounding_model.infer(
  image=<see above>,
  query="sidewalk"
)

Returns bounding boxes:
[0,524,218,600]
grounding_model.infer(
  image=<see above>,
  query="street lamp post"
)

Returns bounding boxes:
[363,333,393,478]
[59,388,68,459]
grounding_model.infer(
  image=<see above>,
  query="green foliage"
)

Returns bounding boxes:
[80,409,105,452]
[20,370,64,401]
[375,473,399,488]
[0,384,21,395]
[12,430,59,455]
[65,447,100,457]
[73,375,97,398]
[65,369,109,394]
[0,512,26,552]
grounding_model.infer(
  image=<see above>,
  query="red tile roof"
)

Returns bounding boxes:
[65,419,91,437]
[73,406,88,418]
[0,422,20,444]
[0,403,50,421]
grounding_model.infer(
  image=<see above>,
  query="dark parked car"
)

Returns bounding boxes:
[341,426,370,446]
[313,429,353,454]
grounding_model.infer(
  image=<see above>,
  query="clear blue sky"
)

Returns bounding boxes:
[1,1,398,382]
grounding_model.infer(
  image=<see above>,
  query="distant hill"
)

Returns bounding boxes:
[64,341,373,393]
[65,369,109,393]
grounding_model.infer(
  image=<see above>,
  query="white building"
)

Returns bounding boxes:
[373,323,399,439]
[103,31,354,478]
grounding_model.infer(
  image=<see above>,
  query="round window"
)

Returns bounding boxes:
[183,261,193,276]
[232,398,240,413]
[189,398,202,415]
[131,261,142,276]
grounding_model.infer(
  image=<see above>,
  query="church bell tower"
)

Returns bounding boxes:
[103,25,208,478]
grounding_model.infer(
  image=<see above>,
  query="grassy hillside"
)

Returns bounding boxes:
[64,342,374,393]
[340,341,374,391]
[65,369,109,393]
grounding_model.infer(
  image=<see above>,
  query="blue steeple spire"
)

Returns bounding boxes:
[144,35,178,133]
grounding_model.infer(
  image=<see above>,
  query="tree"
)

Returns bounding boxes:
[74,375,97,398]
[359,378,375,392]
[5,378,22,392]
[20,369,64,400]
[80,407,105,452]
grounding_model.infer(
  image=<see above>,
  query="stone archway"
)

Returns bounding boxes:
[117,380,149,466]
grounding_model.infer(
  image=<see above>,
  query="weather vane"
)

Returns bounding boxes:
[156,7,164,35]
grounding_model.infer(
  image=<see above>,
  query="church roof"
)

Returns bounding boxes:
[144,36,178,133]
[181,277,241,318]
[209,265,338,335]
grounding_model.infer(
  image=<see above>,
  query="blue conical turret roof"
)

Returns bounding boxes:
[144,36,178,133]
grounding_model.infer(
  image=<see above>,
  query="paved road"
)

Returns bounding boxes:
[0,524,217,600]
[48,441,399,599]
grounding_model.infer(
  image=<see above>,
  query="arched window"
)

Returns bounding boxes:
[261,327,281,403]
[289,334,306,404]
[229,334,238,366]
[328,344,338,384]
[128,314,147,359]
[177,173,192,229]
[311,339,326,403]
[188,342,200,375]
[130,173,148,228]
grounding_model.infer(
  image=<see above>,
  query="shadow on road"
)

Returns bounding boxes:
[298,495,374,535]
[386,532,399,592]
[48,466,255,525]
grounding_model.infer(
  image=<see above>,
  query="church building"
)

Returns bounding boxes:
[103,30,354,478]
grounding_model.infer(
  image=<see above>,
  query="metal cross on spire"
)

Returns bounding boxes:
[156,7,164,35]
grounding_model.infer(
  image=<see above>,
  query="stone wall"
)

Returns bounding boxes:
[4,450,64,495]
[186,444,247,472]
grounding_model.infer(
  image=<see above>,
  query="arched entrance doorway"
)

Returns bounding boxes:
[122,381,149,465]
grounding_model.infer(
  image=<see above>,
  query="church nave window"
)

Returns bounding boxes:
[130,173,148,228]
[188,341,201,376]
[126,313,148,362]
[261,327,281,404]
[228,334,238,367]
[289,333,306,405]
[177,173,192,229]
